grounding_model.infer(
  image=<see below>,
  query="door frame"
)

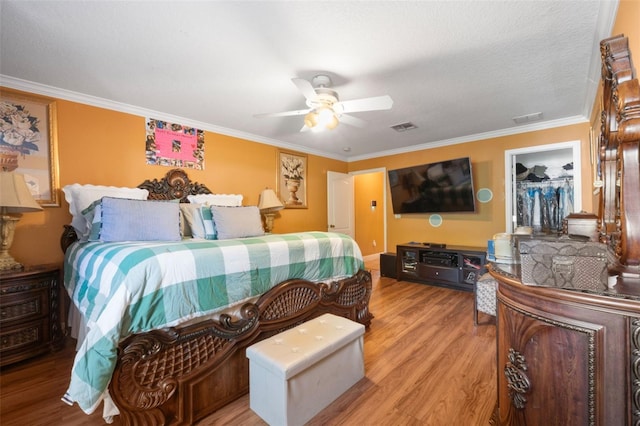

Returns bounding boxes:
[504,140,582,233]
[350,167,388,253]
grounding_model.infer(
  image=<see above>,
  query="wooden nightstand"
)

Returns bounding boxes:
[0,264,64,367]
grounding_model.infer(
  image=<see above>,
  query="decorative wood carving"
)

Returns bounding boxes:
[138,168,212,202]
[504,348,530,410]
[632,318,640,424]
[599,35,640,277]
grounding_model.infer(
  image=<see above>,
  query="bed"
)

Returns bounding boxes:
[60,169,373,425]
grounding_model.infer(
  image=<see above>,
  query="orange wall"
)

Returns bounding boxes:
[10,98,347,266]
[354,172,385,256]
[350,123,592,251]
[614,1,640,59]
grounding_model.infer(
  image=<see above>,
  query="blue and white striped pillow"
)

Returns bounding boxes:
[81,199,102,242]
[199,206,217,240]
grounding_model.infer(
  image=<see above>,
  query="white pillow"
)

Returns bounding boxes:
[62,184,149,239]
[210,206,264,239]
[179,203,197,237]
[187,193,243,207]
[98,197,181,242]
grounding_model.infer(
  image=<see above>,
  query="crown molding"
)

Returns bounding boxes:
[1,75,589,164]
[346,115,589,162]
[0,75,348,161]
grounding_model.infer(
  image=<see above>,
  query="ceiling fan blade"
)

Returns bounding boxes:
[339,114,368,128]
[335,95,393,113]
[291,78,317,102]
[254,108,310,118]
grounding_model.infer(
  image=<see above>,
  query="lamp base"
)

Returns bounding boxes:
[0,252,23,271]
[0,215,23,271]
[263,213,276,234]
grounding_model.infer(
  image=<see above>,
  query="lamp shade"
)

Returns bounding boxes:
[258,188,284,213]
[0,172,43,213]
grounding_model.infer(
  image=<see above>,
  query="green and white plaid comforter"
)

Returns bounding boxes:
[62,231,364,415]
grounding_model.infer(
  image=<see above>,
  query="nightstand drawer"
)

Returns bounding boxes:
[0,318,50,355]
[0,286,49,325]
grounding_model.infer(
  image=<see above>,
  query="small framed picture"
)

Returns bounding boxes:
[277,150,307,209]
[0,89,60,206]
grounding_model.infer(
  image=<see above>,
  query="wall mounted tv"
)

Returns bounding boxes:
[388,157,476,214]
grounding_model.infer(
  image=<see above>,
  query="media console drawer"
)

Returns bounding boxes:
[418,264,460,284]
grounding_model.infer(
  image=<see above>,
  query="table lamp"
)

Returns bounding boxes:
[258,188,284,233]
[0,171,43,271]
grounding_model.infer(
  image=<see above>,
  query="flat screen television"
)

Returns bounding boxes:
[388,157,476,214]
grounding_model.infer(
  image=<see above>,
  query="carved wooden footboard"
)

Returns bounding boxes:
[109,269,373,426]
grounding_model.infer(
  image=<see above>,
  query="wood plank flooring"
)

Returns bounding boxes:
[0,259,497,425]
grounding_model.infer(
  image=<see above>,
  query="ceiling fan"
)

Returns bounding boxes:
[254,75,393,132]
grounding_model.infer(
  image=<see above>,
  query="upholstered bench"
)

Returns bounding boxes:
[246,313,365,426]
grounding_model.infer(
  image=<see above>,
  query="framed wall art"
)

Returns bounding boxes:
[0,89,60,206]
[277,150,307,208]
[145,118,205,169]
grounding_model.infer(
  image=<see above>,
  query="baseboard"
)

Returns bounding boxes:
[363,253,381,262]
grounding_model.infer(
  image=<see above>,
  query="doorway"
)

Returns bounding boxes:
[327,168,387,257]
[504,141,582,233]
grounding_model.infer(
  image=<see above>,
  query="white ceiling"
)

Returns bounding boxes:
[0,1,618,161]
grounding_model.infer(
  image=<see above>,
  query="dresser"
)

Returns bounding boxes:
[489,263,640,425]
[0,264,64,367]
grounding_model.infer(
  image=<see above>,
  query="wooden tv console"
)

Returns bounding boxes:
[396,243,486,292]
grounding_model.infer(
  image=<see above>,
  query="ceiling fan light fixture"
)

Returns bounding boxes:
[305,106,339,131]
[304,111,318,128]
[258,75,391,132]
[317,106,338,130]
[325,116,339,130]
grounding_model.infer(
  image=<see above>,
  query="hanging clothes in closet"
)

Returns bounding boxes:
[516,179,573,234]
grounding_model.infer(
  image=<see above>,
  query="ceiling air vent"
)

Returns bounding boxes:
[512,112,543,124]
[391,122,418,132]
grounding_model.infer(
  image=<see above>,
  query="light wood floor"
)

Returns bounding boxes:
[0,259,497,425]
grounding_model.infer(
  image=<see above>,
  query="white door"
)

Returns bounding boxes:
[327,171,354,237]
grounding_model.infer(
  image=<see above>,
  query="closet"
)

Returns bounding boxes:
[504,141,582,234]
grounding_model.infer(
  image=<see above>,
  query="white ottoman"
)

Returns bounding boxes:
[246,313,365,426]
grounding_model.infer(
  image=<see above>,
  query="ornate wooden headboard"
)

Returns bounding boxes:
[60,169,212,252]
[137,168,212,202]
[599,35,640,277]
